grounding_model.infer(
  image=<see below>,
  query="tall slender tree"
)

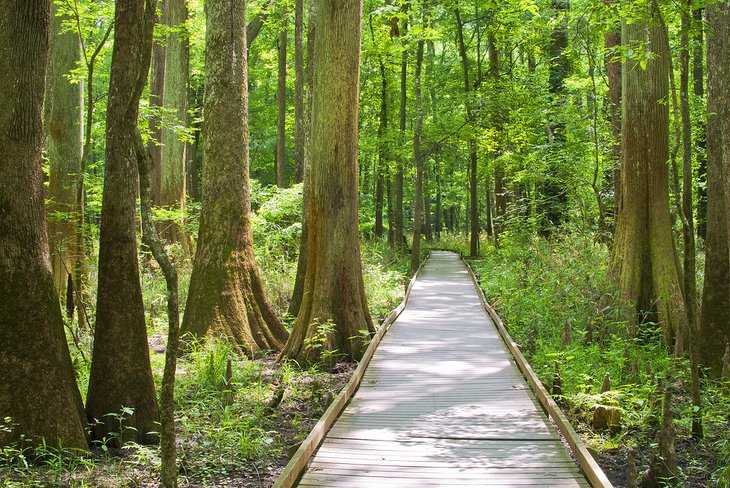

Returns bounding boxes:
[160,0,190,249]
[698,0,730,376]
[0,0,87,450]
[411,37,425,273]
[181,0,288,351]
[46,3,83,306]
[293,0,305,183]
[609,0,687,347]
[280,0,373,364]
[455,7,478,256]
[85,0,159,445]
[276,3,288,187]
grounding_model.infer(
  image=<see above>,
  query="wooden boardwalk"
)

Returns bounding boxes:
[294,251,594,487]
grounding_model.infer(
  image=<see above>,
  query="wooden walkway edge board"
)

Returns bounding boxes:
[272,254,430,488]
[461,255,614,488]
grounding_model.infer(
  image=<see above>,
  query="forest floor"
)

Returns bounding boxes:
[0,354,355,488]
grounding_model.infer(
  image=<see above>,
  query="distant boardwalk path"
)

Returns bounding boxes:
[296,251,593,487]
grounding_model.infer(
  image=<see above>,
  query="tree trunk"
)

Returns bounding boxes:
[288,0,316,318]
[395,5,408,248]
[160,0,189,251]
[47,3,83,306]
[280,0,373,364]
[181,0,288,352]
[609,2,687,348]
[604,1,621,227]
[293,0,304,183]
[698,1,730,376]
[693,8,707,240]
[0,0,87,450]
[276,5,287,187]
[86,0,159,445]
[538,0,569,235]
[375,54,388,238]
[148,0,165,205]
[455,8,478,257]
[135,131,180,487]
[411,39,425,273]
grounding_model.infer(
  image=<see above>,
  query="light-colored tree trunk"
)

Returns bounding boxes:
[160,0,189,251]
[47,3,83,308]
[609,2,687,348]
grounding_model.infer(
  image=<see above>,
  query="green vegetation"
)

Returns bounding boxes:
[471,230,730,486]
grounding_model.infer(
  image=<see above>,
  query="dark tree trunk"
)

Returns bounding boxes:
[47,3,83,304]
[0,0,87,450]
[693,7,707,241]
[699,1,730,376]
[375,54,388,238]
[86,0,159,446]
[395,5,408,248]
[604,0,621,226]
[411,39,425,273]
[455,7,478,256]
[182,0,288,351]
[608,1,687,348]
[538,0,569,235]
[280,0,373,364]
[293,0,304,183]
[276,5,287,188]
[435,163,442,237]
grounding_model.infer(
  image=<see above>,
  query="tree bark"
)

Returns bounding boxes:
[148,0,165,205]
[135,132,180,487]
[160,0,189,251]
[693,8,707,240]
[86,0,159,445]
[538,0,569,235]
[604,1,621,226]
[375,50,388,238]
[182,0,288,352]
[276,4,287,187]
[395,4,408,248]
[0,0,87,450]
[609,1,687,348]
[411,39,425,273]
[455,7,478,256]
[699,1,730,376]
[293,0,304,183]
[288,0,315,318]
[280,0,373,364]
[47,3,83,306]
